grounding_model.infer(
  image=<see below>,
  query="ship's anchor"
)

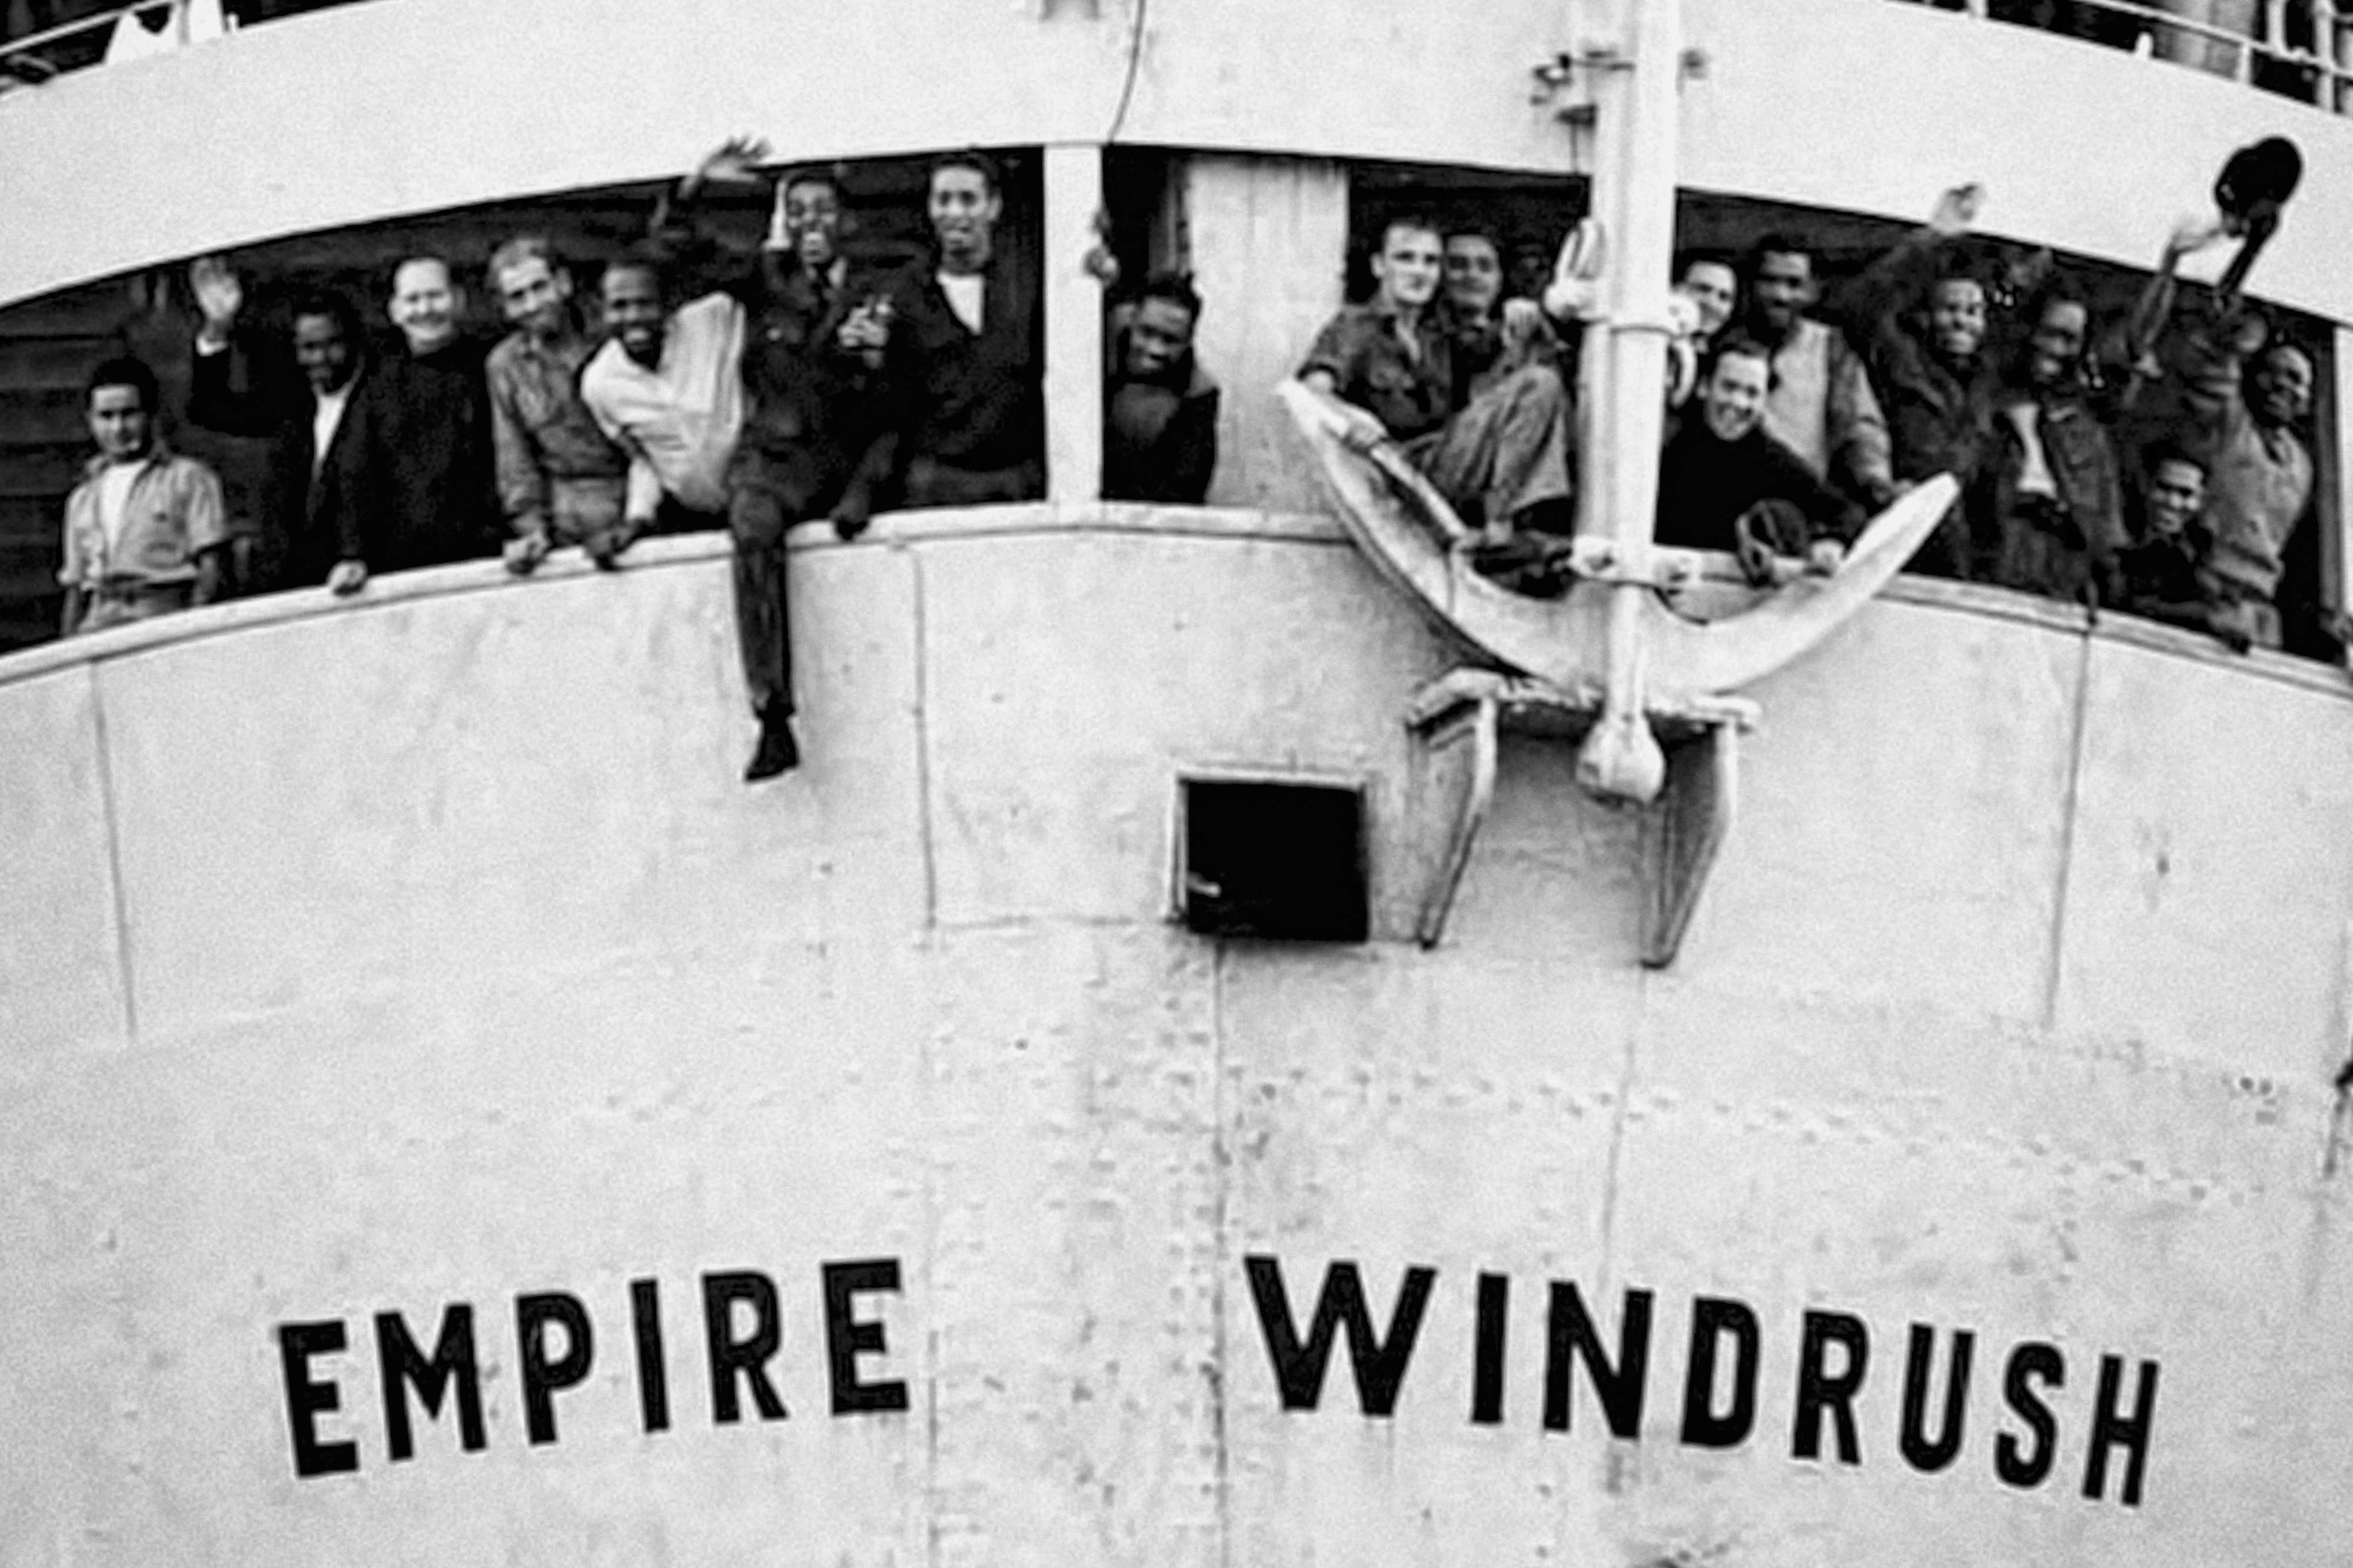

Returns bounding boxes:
[1280,373,1950,966]
[1277,0,1952,965]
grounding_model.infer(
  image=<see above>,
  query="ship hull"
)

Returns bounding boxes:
[5,507,2349,1564]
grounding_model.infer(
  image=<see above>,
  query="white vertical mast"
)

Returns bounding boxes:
[1585,0,1681,535]
[1574,0,1684,804]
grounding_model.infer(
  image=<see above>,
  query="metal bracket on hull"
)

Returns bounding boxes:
[1405,667,1754,965]
[1640,715,1739,969]
[1407,678,1504,950]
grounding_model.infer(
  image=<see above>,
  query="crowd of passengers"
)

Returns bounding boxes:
[1324,182,2329,658]
[57,142,1219,783]
[54,155,2332,789]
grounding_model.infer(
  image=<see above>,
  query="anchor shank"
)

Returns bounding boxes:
[1575,0,1684,804]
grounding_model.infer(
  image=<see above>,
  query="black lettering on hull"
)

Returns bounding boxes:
[1242,1254,1436,1416]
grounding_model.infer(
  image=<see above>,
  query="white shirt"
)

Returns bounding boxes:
[939,271,985,335]
[311,382,352,476]
[1763,318,1834,479]
[2005,402,2059,498]
[580,292,746,518]
[95,462,141,560]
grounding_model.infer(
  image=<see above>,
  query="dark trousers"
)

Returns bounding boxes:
[726,445,856,719]
[901,455,1043,509]
[649,494,726,537]
[74,579,195,635]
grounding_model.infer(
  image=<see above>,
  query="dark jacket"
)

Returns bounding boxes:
[185,329,361,590]
[879,258,1044,486]
[1841,229,2004,485]
[1971,393,2127,604]
[2119,522,2212,632]
[1104,361,1219,505]
[1443,303,1502,412]
[1839,228,2003,577]
[649,188,897,504]
[1655,416,1861,554]
[737,255,889,455]
[332,334,500,572]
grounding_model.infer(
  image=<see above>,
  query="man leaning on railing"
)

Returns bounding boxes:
[185,257,366,595]
[484,236,629,576]
[58,356,228,636]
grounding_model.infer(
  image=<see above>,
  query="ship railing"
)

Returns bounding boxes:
[2,0,182,83]
[9,1,2351,108]
[1926,0,2353,108]
[0,0,345,85]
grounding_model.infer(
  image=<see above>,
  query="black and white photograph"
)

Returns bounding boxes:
[1,0,2348,1561]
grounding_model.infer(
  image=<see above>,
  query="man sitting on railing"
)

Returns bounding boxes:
[1742,232,1898,516]
[57,356,227,635]
[1656,337,1861,584]
[639,136,902,780]
[1300,214,1575,590]
[327,255,502,594]
[1440,226,1510,402]
[1104,271,1219,506]
[485,236,629,577]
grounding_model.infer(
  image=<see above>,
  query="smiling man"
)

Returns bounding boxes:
[863,150,1044,508]
[58,356,228,636]
[2181,312,2316,651]
[577,250,746,568]
[326,254,501,595]
[486,236,628,575]
[1655,337,1859,582]
[1104,271,1219,505]
[1972,275,2128,605]
[1298,214,1574,581]
[1837,185,2002,577]
[1440,227,1510,401]
[1673,252,1738,354]
[186,255,367,593]
[2119,443,2213,632]
[1742,232,1896,516]
[640,137,908,779]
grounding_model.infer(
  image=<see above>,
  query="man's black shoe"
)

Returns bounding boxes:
[745,711,800,782]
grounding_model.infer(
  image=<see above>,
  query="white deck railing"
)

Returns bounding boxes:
[2,1,175,81]
[0,0,333,84]
[1909,0,2353,109]
[6,2,2350,111]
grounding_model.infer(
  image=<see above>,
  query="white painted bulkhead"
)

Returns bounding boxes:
[4,0,2353,320]
[4,509,2351,1564]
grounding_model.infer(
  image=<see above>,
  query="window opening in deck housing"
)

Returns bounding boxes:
[1178,777,1368,943]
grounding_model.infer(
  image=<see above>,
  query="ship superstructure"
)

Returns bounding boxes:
[3,2,2352,1563]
